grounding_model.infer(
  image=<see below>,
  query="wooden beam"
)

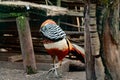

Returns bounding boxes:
[61,21,83,28]
[0,1,68,16]
[16,16,37,74]
[62,0,84,3]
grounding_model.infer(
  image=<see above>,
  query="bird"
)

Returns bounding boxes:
[39,19,85,78]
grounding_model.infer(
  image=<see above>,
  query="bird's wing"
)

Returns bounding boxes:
[40,24,66,40]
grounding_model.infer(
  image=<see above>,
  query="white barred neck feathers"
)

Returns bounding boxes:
[40,23,66,41]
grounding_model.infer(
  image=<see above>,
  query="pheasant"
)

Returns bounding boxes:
[40,19,85,77]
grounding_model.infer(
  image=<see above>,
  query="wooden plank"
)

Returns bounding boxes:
[61,21,80,27]
[62,0,84,3]
[67,10,84,17]
[0,19,16,22]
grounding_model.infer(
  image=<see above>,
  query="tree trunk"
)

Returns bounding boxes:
[103,19,120,80]
[96,0,120,80]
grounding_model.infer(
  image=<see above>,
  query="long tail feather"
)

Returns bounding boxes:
[66,39,85,63]
[71,43,85,63]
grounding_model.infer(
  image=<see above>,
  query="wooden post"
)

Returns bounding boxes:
[84,1,96,80]
[16,16,37,74]
[57,0,61,26]
[57,0,61,7]
[75,6,80,32]
[45,0,48,5]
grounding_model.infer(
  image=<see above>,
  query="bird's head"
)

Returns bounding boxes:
[40,19,57,28]
[40,19,66,41]
[40,19,57,33]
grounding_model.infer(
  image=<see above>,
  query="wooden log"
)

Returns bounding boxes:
[8,55,22,62]
[16,16,37,74]
[8,55,52,63]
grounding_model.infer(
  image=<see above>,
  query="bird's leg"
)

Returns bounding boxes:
[46,56,60,78]
[58,60,63,76]
[53,58,59,77]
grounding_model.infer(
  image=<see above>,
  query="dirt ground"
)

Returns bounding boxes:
[0,68,86,80]
[0,61,86,80]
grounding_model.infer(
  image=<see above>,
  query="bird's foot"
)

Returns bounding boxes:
[46,64,62,78]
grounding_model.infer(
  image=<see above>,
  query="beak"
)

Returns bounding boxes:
[39,28,42,32]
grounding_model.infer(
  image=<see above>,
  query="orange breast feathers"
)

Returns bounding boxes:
[46,48,69,61]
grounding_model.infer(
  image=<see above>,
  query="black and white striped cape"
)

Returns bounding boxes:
[40,24,66,41]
